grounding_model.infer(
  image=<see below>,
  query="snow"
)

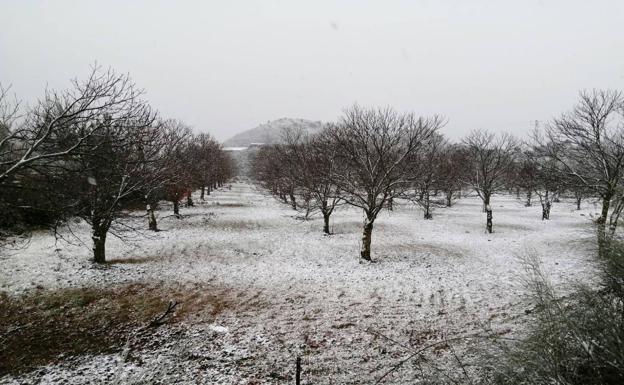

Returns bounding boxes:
[0,182,601,384]
[222,147,248,152]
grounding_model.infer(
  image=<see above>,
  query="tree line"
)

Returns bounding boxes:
[0,66,235,263]
[251,91,624,260]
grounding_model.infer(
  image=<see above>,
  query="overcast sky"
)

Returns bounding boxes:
[1,0,623,141]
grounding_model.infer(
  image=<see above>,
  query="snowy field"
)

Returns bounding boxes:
[0,181,600,384]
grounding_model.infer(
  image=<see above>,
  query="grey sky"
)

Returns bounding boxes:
[1,0,623,141]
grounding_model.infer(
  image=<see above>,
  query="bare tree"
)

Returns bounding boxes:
[0,84,24,235]
[543,90,624,239]
[0,67,143,185]
[251,145,282,198]
[54,110,159,263]
[515,150,538,207]
[525,147,565,220]
[37,73,160,263]
[0,84,20,142]
[279,127,344,233]
[327,105,443,261]
[463,130,519,233]
[408,133,447,219]
[158,120,194,218]
[251,141,304,212]
[191,133,221,200]
[143,121,192,230]
[437,143,467,207]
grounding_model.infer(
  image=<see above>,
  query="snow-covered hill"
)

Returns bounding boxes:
[222,118,323,147]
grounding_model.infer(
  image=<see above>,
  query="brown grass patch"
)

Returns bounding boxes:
[0,282,240,375]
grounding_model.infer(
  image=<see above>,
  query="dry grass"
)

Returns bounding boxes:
[0,282,239,375]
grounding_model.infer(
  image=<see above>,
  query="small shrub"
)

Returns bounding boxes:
[482,247,624,385]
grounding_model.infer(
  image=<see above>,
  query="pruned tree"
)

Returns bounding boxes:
[525,147,565,220]
[543,89,624,240]
[158,120,193,218]
[463,130,519,233]
[52,107,159,263]
[408,133,447,219]
[279,127,344,233]
[211,147,236,189]
[190,133,221,200]
[515,150,538,207]
[437,143,467,207]
[326,105,443,261]
[143,121,192,230]
[1,68,163,262]
[251,144,293,206]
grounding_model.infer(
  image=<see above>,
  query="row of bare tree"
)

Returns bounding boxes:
[0,67,235,262]
[252,90,624,260]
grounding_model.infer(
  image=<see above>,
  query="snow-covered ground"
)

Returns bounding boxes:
[0,182,600,384]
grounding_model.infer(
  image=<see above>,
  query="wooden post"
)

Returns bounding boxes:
[296,356,301,385]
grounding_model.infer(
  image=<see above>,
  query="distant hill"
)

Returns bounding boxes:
[222,118,323,148]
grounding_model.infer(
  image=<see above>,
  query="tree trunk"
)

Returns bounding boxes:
[387,196,393,211]
[607,196,624,237]
[515,187,520,199]
[289,192,297,210]
[483,195,493,233]
[542,202,551,220]
[486,207,493,233]
[92,226,107,263]
[173,200,180,217]
[483,194,491,213]
[526,190,532,207]
[597,196,611,257]
[207,185,211,196]
[599,196,611,225]
[304,198,312,220]
[200,186,205,200]
[323,212,331,235]
[423,191,432,219]
[147,204,158,231]
[321,200,332,235]
[360,219,374,261]
[446,191,453,207]
[576,196,582,210]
